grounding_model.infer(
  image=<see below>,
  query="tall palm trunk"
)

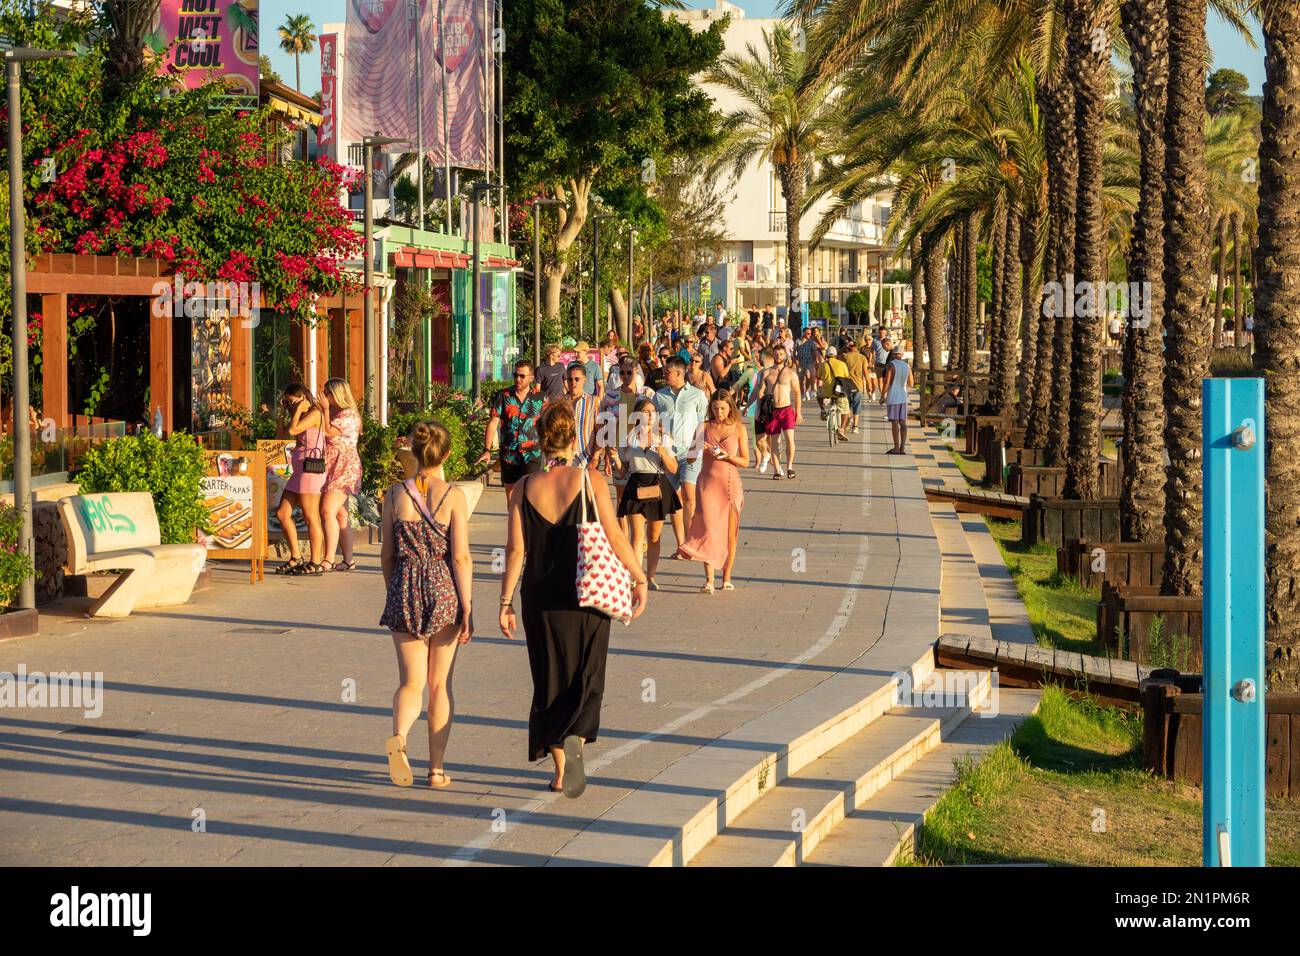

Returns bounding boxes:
[1017,205,1042,428]
[1214,215,1228,347]
[1026,107,1060,449]
[911,235,927,367]
[923,231,947,372]
[1160,0,1213,596]
[780,162,805,333]
[1254,0,1300,692]
[997,208,1022,418]
[1064,0,1112,500]
[963,210,979,374]
[1232,212,1242,341]
[1047,81,1079,467]
[1119,0,1169,543]
[949,227,964,371]
[989,207,1008,407]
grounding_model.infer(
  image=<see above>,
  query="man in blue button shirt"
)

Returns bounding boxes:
[655,356,710,557]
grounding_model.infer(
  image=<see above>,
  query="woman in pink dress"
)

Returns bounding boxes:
[679,390,749,593]
[276,383,327,575]
[322,378,363,571]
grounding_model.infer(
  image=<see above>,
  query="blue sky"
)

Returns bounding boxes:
[261,0,1266,97]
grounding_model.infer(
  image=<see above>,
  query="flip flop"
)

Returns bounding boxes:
[427,769,452,789]
[561,735,587,798]
[385,734,413,787]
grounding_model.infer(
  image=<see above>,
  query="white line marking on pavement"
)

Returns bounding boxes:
[443,422,882,866]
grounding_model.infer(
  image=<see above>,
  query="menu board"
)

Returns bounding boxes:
[192,312,234,431]
[200,449,267,582]
[202,476,254,550]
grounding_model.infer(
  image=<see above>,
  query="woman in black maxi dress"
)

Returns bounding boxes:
[499,401,648,797]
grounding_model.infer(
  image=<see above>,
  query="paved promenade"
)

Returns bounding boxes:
[0,409,935,865]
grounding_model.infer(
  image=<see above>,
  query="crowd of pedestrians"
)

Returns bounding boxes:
[370,308,915,801]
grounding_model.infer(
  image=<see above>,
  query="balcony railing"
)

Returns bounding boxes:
[769,210,786,232]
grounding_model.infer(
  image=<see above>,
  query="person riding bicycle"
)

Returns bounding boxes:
[818,346,854,442]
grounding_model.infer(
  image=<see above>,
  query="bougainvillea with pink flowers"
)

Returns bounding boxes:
[1,4,363,326]
[33,110,362,321]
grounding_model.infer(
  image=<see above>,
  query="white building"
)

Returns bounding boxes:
[671,0,906,324]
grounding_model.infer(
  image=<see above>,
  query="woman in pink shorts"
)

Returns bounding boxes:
[277,383,328,575]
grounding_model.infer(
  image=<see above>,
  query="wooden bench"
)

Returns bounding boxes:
[58,492,206,618]
[924,485,1028,520]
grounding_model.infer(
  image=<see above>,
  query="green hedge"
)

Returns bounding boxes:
[0,505,36,608]
[74,432,210,544]
[359,386,494,496]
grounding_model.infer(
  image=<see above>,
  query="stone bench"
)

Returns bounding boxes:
[58,492,205,618]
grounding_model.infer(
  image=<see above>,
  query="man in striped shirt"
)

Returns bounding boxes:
[562,361,599,467]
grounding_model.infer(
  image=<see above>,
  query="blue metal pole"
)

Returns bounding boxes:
[1201,377,1266,867]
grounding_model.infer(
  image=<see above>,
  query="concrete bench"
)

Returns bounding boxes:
[58,492,206,618]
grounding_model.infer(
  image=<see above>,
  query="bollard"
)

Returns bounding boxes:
[1200,377,1265,867]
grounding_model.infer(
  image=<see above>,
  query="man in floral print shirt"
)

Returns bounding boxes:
[478,360,545,494]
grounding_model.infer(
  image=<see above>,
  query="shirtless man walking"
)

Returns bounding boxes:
[751,344,803,479]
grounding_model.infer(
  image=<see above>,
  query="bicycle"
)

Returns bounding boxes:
[827,400,842,446]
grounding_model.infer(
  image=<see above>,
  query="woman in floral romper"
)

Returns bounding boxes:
[321,378,363,571]
[380,421,474,789]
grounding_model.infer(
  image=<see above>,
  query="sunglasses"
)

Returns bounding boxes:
[514,373,530,380]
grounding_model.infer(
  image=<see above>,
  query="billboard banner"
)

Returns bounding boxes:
[343,0,488,169]
[319,32,338,149]
[154,0,260,99]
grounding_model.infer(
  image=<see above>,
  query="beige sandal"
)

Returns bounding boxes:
[427,769,452,789]
[385,734,413,787]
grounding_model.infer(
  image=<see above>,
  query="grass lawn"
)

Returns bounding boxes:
[905,442,1300,865]
[898,687,1300,866]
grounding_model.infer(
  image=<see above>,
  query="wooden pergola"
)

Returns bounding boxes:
[24,253,369,432]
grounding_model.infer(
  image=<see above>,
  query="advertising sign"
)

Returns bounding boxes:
[319,32,338,149]
[343,0,488,168]
[154,0,260,101]
[200,450,267,582]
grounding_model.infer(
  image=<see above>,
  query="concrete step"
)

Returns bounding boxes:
[930,504,993,643]
[689,670,993,867]
[804,688,1041,866]
[954,513,1038,646]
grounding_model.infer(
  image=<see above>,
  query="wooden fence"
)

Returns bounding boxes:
[1143,680,1300,799]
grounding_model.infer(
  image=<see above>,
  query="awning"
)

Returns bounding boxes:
[389,246,519,270]
[266,94,322,127]
[391,247,470,269]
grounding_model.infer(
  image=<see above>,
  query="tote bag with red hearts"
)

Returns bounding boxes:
[575,469,634,625]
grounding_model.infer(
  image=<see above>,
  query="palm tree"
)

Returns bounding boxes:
[1251,0,1300,693]
[1118,0,1169,544]
[708,26,837,332]
[1160,0,1214,597]
[99,0,163,87]
[278,13,318,92]
[1063,0,1116,500]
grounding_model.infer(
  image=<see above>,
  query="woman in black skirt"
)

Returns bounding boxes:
[616,397,680,591]
[499,402,648,797]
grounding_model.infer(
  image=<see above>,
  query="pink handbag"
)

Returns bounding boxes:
[575,469,634,625]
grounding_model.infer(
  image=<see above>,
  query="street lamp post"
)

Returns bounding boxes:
[357,134,408,421]
[532,197,564,363]
[6,46,75,611]
[627,227,637,346]
[470,181,497,404]
[591,213,613,340]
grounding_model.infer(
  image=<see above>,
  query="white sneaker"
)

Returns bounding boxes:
[853,425,860,434]
[758,453,770,473]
